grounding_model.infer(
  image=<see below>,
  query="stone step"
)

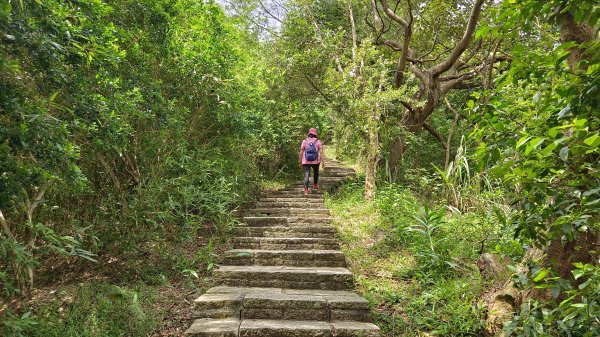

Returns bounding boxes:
[213,266,353,290]
[265,188,326,194]
[186,319,379,337]
[224,249,346,267]
[258,197,324,203]
[255,201,327,208]
[194,287,372,322]
[288,217,334,224]
[292,176,350,183]
[241,216,333,226]
[261,193,324,198]
[321,172,354,176]
[249,208,331,216]
[235,226,337,239]
[282,188,326,193]
[232,237,340,250]
[322,169,353,174]
[242,216,288,227]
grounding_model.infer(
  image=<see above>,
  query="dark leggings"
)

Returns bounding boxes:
[303,164,320,188]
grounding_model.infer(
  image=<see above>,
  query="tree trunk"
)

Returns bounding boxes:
[365,111,380,201]
[388,136,404,175]
[1,210,30,294]
[388,103,435,173]
[560,10,595,72]
[543,9,598,282]
[444,98,460,169]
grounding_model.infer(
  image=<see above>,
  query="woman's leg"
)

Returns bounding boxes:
[313,163,320,185]
[303,164,311,188]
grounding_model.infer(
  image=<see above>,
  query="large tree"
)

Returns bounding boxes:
[371,0,508,171]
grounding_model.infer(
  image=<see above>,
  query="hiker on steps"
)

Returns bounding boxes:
[299,128,324,195]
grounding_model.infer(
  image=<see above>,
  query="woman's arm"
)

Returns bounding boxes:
[299,141,304,167]
[319,144,325,169]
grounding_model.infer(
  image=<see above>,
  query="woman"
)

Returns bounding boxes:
[299,128,324,195]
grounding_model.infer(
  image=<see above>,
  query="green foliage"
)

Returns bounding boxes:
[375,183,419,230]
[471,0,600,334]
[1,311,38,337]
[473,0,599,247]
[403,278,485,336]
[434,137,500,212]
[27,283,157,337]
[0,0,293,330]
[503,262,600,336]
[328,181,488,336]
[406,206,461,278]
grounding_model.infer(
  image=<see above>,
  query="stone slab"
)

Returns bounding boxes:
[185,318,240,337]
[239,319,332,337]
[331,322,380,337]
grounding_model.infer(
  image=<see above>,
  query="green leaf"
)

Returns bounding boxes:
[516,136,531,149]
[578,279,592,290]
[525,137,544,155]
[574,118,587,127]
[559,146,569,161]
[533,269,549,282]
[551,287,561,298]
[583,133,600,148]
[557,105,570,119]
[541,142,557,156]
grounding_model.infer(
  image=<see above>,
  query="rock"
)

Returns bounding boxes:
[484,281,519,336]
[477,253,509,281]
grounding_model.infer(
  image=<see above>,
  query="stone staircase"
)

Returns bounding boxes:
[185,159,380,337]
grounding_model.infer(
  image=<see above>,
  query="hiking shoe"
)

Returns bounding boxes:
[313,183,318,190]
[304,186,309,195]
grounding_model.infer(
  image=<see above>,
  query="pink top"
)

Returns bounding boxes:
[300,138,323,165]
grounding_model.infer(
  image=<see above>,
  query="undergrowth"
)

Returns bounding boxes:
[326,180,492,336]
[29,283,157,337]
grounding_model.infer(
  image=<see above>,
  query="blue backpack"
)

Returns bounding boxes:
[305,139,318,161]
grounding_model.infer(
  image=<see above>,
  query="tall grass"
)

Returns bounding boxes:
[434,137,498,212]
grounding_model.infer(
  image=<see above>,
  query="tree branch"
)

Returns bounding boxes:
[441,71,479,94]
[451,38,483,72]
[24,181,51,223]
[399,99,415,113]
[383,39,403,51]
[440,54,510,94]
[423,122,447,149]
[419,18,442,60]
[394,0,413,87]
[0,209,15,241]
[444,97,460,169]
[429,0,485,76]
[379,0,408,27]
[367,0,390,44]
[258,0,283,24]
[349,1,358,76]
[304,74,334,105]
